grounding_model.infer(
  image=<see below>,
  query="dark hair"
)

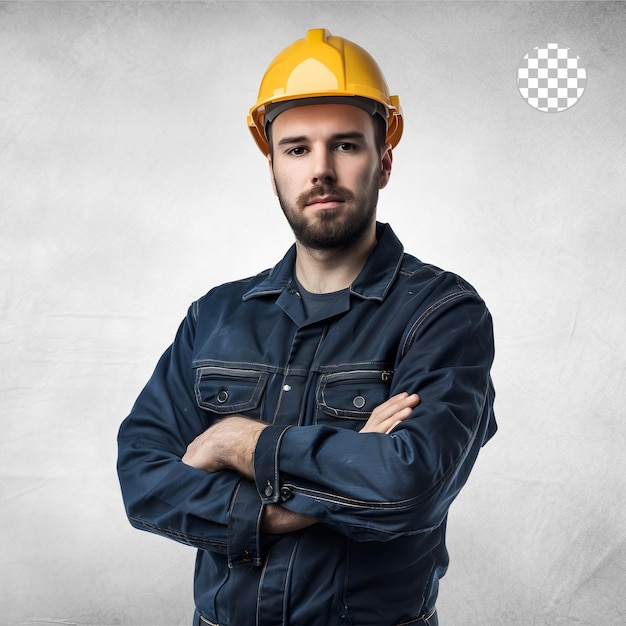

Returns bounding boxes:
[372,113,387,152]
[267,111,388,159]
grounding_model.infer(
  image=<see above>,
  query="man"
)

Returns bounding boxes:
[117,29,496,626]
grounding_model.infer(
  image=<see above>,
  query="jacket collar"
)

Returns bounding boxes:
[243,222,404,303]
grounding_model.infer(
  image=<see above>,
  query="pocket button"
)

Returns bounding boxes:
[352,395,366,409]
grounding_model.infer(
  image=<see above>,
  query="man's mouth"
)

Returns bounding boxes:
[305,195,345,210]
[297,185,353,211]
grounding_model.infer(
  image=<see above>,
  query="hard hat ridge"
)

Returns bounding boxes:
[248,28,403,155]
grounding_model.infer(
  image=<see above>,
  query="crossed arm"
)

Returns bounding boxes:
[182,392,420,533]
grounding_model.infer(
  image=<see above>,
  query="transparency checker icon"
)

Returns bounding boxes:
[517,43,587,113]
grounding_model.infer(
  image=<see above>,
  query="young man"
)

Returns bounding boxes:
[117,29,496,626]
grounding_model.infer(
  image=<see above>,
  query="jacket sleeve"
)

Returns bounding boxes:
[253,289,496,542]
[116,303,264,566]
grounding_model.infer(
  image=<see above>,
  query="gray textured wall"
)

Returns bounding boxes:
[1,2,624,624]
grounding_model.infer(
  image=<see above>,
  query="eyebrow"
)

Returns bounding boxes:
[276,131,367,147]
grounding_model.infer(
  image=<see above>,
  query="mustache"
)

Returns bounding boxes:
[296,184,355,210]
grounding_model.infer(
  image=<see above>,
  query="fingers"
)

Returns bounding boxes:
[385,421,402,434]
[378,405,411,433]
[375,393,420,421]
[375,392,417,414]
[386,392,420,411]
[359,392,420,434]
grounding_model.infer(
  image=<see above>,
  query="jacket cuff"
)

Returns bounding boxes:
[254,425,292,505]
[227,480,263,567]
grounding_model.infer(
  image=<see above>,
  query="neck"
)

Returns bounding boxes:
[294,224,377,294]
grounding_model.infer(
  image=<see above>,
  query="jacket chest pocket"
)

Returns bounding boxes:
[194,366,269,416]
[315,368,392,429]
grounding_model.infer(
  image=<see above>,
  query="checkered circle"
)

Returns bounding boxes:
[517,43,587,112]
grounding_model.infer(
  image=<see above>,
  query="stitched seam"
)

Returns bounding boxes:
[282,541,299,626]
[192,360,283,374]
[127,516,227,548]
[273,426,292,493]
[395,607,436,626]
[226,482,241,566]
[284,484,417,510]
[194,368,269,413]
[401,291,471,358]
[284,375,490,512]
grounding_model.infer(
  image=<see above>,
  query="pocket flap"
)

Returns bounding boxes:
[194,366,269,414]
[317,369,392,420]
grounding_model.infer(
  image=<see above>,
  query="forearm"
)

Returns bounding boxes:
[256,406,491,540]
[118,438,246,551]
[182,393,418,474]
[261,504,316,534]
[180,395,419,538]
[182,416,267,479]
[253,298,496,540]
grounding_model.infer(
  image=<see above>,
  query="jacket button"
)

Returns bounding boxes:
[280,486,293,501]
[353,395,366,409]
[264,482,274,497]
[216,390,229,403]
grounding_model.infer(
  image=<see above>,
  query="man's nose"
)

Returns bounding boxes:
[311,150,336,184]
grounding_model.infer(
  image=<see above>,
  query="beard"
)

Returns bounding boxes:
[275,174,380,251]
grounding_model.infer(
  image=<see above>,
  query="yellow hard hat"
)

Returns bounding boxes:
[248,28,403,155]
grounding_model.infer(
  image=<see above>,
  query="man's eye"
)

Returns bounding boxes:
[288,147,307,156]
[335,143,356,152]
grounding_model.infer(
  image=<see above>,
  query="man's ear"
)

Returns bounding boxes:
[378,144,393,190]
[268,155,278,196]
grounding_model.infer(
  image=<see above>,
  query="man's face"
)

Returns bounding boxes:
[268,103,392,251]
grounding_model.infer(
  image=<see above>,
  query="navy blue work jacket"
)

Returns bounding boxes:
[117,222,496,626]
